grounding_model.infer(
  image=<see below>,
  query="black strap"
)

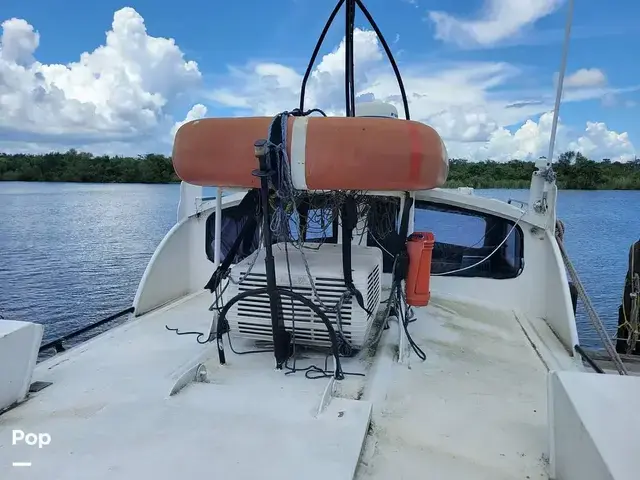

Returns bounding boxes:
[296,195,310,242]
[267,113,285,191]
[393,192,413,282]
[341,196,372,315]
[204,190,260,293]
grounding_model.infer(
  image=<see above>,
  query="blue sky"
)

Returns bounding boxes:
[0,0,638,161]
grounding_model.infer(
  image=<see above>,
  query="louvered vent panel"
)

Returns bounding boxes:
[223,243,383,349]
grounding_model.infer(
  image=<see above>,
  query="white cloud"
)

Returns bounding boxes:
[0,9,634,163]
[0,7,201,145]
[568,121,635,161]
[454,112,635,162]
[171,104,207,139]
[0,18,39,65]
[428,0,563,48]
[209,28,635,161]
[563,68,607,88]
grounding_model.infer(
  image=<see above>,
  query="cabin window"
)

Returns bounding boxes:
[205,204,261,264]
[414,200,524,279]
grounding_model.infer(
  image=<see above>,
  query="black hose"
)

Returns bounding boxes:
[355,0,410,120]
[574,344,605,374]
[216,286,345,380]
[345,0,356,117]
[299,0,346,113]
[298,0,410,120]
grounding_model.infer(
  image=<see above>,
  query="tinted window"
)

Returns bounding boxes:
[205,203,260,264]
[414,201,523,279]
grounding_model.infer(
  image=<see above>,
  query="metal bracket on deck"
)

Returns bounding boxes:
[397,303,410,365]
[169,363,209,397]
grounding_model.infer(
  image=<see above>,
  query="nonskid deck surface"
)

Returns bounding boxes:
[0,291,372,480]
[0,291,562,479]
[356,298,552,480]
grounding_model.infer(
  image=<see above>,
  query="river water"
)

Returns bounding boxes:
[0,182,638,349]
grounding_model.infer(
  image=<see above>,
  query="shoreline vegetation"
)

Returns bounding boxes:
[1,150,639,190]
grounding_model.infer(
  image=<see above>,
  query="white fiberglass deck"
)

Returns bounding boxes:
[358,298,560,480]
[0,290,572,479]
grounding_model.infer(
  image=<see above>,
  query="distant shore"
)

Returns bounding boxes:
[1,150,639,190]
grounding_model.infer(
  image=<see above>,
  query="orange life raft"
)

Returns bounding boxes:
[172,116,449,191]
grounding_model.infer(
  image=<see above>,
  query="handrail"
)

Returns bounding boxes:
[39,306,134,354]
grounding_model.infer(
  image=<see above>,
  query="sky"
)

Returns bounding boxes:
[0,0,638,162]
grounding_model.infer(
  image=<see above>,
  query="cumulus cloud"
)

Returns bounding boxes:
[563,68,607,88]
[171,104,208,140]
[209,28,635,161]
[568,121,635,161]
[0,9,635,163]
[453,112,635,162]
[428,0,563,48]
[0,7,201,146]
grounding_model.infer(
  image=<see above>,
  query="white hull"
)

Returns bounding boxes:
[2,183,637,480]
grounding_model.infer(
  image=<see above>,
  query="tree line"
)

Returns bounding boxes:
[1,149,639,190]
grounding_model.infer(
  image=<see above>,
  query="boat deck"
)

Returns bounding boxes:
[357,298,568,480]
[0,290,576,479]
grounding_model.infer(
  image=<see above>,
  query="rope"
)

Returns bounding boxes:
[630,273,640,351]
[621,274,640,353]
[619,242,640,354]
[555,220,628,375]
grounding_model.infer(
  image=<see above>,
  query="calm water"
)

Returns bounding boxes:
[0,182,638,348]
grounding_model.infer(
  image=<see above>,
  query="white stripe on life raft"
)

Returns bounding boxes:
[290,116,309,190]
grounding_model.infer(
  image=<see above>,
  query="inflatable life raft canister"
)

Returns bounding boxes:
[405,232,435,307]
[171,106,449,191]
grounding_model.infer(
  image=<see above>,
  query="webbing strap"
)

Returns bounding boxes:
[393,192,413,282]
[267,113,285,191]
[296,196,310,241]
[341,196,372,315]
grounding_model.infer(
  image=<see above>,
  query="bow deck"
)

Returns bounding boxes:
[0,290,571,480]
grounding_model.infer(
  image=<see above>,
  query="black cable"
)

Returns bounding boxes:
[217,286,345,379]
[169,275,273,355]
[291,108,328,118]
[574,344,605,374]
[299,0,346,112]
[164,325,274,356]
[299,0,410,120]
[345,0,356,117]
[354,0,410,120]
[165,325,211,344]
[226,332,273,355]
[396,282,426,361]
[285,353,366,380]
[283,239,300,372]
